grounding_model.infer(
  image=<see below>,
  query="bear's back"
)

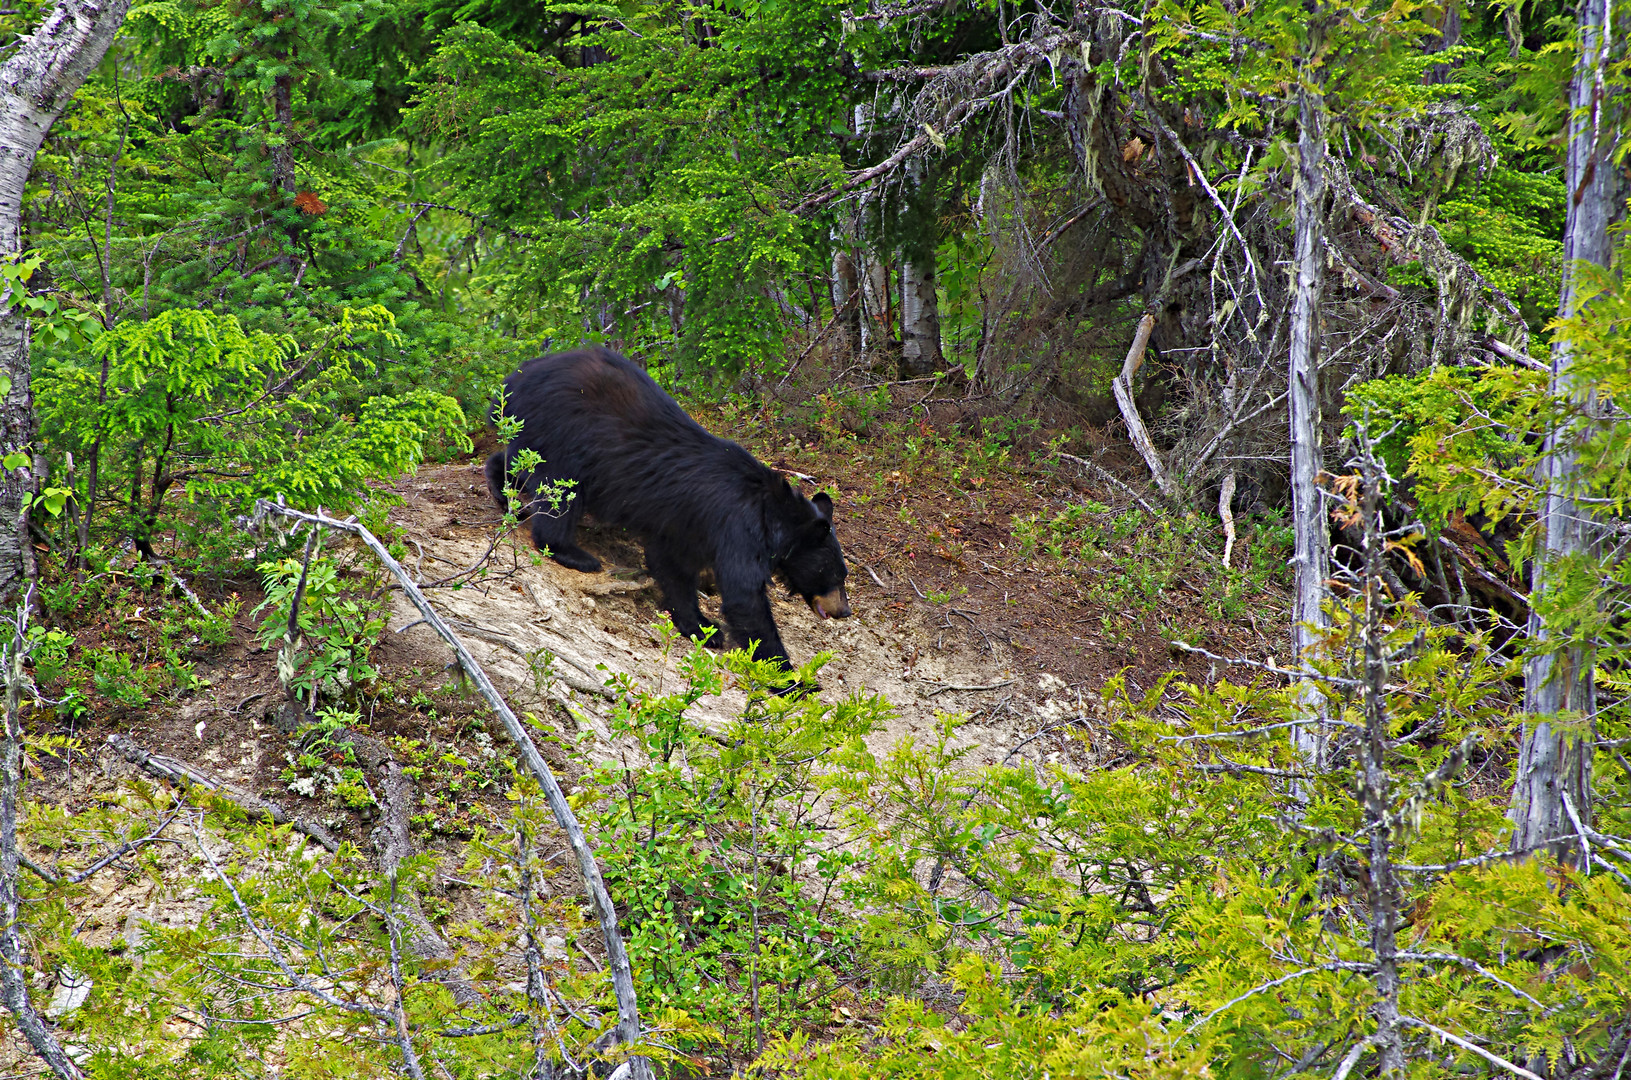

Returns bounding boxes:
[509,348,692,430]
[503,347,775,536]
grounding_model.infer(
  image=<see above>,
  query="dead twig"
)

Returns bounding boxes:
[105,734,340,852]
[251,499,651,1078]
[923,679,1014,695]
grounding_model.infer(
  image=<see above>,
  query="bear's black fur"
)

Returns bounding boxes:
[487,347,850,668]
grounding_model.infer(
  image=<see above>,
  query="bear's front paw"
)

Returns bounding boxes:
[550,546,603,573]
[772,677,820,698]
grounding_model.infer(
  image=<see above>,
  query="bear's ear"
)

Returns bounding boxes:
[812,491,834,522]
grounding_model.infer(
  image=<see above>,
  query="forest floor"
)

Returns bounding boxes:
[7,398,1297,1067]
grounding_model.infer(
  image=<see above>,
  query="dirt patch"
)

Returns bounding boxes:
[377,462,1055,769]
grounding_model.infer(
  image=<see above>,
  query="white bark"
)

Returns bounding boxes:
[0,5,131,1073]
[1513,0,1614,861]
[0,0,132,604]
[1289,49,1331,760]
[1111,313,1175,497]
[899,159,942,378]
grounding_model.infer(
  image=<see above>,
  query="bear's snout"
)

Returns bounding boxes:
[809,588,851,620]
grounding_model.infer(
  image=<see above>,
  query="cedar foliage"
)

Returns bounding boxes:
[0,0,1629,1074]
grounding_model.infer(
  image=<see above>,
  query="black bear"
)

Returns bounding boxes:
[486,347,851,668]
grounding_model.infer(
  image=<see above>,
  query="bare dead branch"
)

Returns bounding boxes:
[252,500,652,1079]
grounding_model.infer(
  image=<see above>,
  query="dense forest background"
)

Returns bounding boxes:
[0,0,1622,1075]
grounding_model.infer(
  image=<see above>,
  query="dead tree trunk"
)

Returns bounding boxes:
[2,610,83,1078]
[830,230,862,359]
[1512,0,1615,862]
[899,157,943,379]
[1288,32,1332,759]
[0,0,131,606]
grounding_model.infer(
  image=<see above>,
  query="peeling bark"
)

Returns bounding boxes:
[0,0,131,605]
[899,235,943,381]
[1288,41,1332,755]
[1513,0,1615,862]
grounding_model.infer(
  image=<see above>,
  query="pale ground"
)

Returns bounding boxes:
[385,462,1101,768]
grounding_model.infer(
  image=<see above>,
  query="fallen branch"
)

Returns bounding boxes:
[1054,452,1160,515]
[1109,314,1177,498]
[252,500,651,1079]
[106,734,340,852]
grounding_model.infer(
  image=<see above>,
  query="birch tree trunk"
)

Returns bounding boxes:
[0,0,132,606]
[1288,35,1331,762]
[852,102,896,364]
[1512,0,1615,861]
[899,251,942,378]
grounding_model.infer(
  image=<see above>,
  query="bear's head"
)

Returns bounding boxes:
[777,488,851,621]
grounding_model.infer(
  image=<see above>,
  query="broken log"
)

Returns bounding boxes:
[1110,313,1177,499]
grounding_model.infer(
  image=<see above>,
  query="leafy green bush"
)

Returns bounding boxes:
[254,545,386,707]
[581,626,888,1055]
[36,306,468,562]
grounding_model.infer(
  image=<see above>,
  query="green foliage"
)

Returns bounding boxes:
[766,955,1212,1079]
[37,307,467,559]
[1352,266,1631,668]
[789,595,1631,1077]
[405,8,849,378]
[1344,362,1546,522]
[1148,0,1448,138]
[1438,162,1566,328]
[254,544,386,706]
[579,622,887,1054]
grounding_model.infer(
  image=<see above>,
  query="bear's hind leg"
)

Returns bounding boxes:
[645,540,719,646]
[528,492,602,573]
[484,452,513,516]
